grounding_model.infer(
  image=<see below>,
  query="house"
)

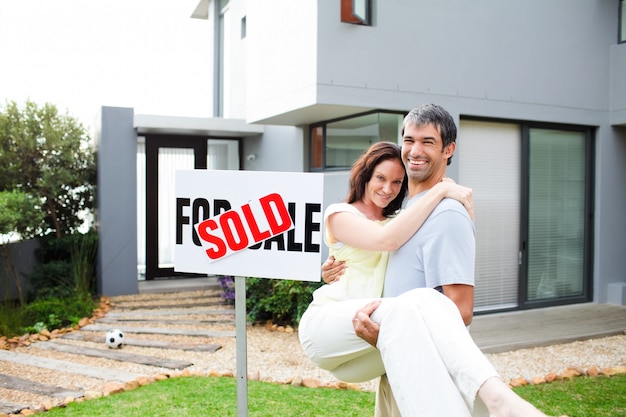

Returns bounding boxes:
[96,0,626,313]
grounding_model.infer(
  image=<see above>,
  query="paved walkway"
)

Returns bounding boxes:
[469,302,626,353]
[140,277,626,354]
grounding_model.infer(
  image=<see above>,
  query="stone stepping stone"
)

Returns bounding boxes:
[34,341,193,370]
[112,300,227,310]
[81,324,235,338]
[0,373,83,399]
[104,308,235,318]
[97,316,234,325]
[0,400,28,415]
[0,350,143,382]
[61,331,222,352]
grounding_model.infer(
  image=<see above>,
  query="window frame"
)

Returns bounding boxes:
[309,110,405,172]
[341,0,372,26]
[617,0,626,43]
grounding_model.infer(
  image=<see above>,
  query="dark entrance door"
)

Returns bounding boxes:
[144,135,207,280]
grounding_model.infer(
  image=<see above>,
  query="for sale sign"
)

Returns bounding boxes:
[174,170,324,281]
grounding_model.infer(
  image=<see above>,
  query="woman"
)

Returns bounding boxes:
[298,142,558,417]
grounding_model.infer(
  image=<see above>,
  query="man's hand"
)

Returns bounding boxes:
[352,299,382,347]
[321,256,346,284]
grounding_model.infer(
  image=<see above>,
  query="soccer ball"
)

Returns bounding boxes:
[105,329,125,349]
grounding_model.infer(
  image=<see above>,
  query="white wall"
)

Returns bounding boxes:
[245,0,318,123]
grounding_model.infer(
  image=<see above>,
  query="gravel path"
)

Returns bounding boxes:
[1,289,625,414]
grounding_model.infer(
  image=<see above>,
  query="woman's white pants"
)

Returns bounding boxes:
[298,288,498,417]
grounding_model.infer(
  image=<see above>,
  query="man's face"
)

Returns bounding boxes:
[401,122,454,186]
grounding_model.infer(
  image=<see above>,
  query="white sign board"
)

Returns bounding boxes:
[174,170,324,282]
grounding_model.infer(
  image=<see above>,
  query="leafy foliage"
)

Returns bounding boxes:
[0,190,46,304]
[29,231,98,301]
[0,100,96,238]
[245,277,321,326]
[0,190,44,240]
[0,230,100,336]
[20,294,95,332]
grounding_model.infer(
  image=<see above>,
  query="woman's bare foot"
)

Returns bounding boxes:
[478,377,550,417]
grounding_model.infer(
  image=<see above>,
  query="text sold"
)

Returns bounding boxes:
[195,193,293,261]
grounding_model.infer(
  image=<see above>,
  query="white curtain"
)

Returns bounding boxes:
[458,120,521,311]
[158,148,195,268]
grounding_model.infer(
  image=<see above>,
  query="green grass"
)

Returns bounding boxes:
[514,375,626,417]
[43,374,625,417]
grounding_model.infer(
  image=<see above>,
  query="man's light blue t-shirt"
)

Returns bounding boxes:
[383,192,476,297]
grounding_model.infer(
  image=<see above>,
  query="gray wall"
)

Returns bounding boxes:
[96,107,138,296]
[315,0,615,126]
[0,239,39,301]
[611,44,626,125]
[595,126,626,302]
[242,125,304,172]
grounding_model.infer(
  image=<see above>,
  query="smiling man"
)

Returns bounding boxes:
[381,103,475,324]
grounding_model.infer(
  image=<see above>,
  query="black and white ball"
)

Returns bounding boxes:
[105,329,125,349]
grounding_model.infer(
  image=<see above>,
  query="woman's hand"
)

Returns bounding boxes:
[438,180,474,220]
[321,256,346,284]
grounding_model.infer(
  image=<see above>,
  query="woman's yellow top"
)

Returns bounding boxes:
[310,203,391,306]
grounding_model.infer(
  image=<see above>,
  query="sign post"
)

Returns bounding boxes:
[174,170,324,416]
[235,276,247,416]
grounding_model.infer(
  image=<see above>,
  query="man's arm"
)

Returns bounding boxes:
[441,284,474,326]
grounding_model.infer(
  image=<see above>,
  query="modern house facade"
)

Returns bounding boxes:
[96,0,626,313]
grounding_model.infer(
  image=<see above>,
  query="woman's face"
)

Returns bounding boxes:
[363,159,405,209]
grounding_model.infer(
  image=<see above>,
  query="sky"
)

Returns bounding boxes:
[0,0,212,131]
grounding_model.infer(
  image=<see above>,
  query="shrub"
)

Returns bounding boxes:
[29,231,97,300]
[245,277,321,326]
[21,294,95,332]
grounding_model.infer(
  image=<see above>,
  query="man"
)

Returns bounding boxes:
[322,104,553,417]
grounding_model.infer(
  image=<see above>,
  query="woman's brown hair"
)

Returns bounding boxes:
[346,142,408,217]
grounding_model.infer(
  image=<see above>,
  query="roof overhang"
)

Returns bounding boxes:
[134,114,264,137]
[247,103,377,126]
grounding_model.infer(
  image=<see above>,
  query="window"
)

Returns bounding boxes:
[620,0,626,43]
[458,119,594,311]
[458,121,521,311]
[310,111,404,170]
[525,128,591,304]
[341,0,371,26]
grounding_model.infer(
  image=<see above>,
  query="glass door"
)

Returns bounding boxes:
[522,127,593,306]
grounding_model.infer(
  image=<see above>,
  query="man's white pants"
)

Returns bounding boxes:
[299,288,497,417]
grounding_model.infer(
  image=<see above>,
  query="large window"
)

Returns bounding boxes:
[525,128,591,305]
[458,121,521,311]
[458,119,594,312]
[310,111,404,170]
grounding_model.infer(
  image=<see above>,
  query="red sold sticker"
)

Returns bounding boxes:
[195,193,294,261]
